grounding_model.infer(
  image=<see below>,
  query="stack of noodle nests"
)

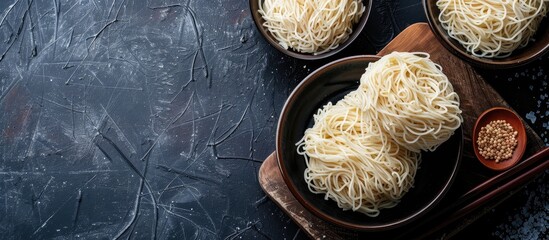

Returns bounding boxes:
[297,52,463,217]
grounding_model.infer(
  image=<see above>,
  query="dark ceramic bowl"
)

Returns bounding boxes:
[473,107,527,171]
[249,0,372,60]
[423,0,549,69]
[276,55,464,231]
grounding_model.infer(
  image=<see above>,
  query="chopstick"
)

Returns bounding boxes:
[463,147,549,198]
[397,147,549,239]
[441,152,549,239]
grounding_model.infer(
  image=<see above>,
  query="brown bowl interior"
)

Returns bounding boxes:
[423,0,549,69]
[250,0,372,60]
[472,107,527,171]
[276,55,463,231]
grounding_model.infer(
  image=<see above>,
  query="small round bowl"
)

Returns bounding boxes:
[276,55,463,231]
[473,107,527,171]
[249,0,372,60]
[423,0,549,69]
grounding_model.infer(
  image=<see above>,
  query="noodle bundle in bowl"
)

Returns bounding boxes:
[436,0,548,58]
[258,0,366,55]
[359,52,462,152]
[297,52,462,217]
[297,96,420,217]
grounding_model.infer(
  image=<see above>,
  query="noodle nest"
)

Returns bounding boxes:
[437,0,548,58]
[359,52,463,152]
[258,0,365,54]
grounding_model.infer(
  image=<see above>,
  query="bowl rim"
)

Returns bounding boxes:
[472,107,527,171]
[275,55,464,231]
[249,0,373,60]
[422,0,549,69]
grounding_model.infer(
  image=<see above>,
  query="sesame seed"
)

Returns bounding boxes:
[477,119,518,162]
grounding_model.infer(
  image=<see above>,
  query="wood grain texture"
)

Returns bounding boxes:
[258,23,547,240]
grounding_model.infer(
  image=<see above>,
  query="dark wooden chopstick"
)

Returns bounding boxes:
[396,147,549,239]
[463,147,549,198]
[440,153,549,239]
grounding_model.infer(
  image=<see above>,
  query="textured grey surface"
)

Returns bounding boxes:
[0,0,546,239]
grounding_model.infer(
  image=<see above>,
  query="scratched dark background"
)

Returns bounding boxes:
[0,0,547,239]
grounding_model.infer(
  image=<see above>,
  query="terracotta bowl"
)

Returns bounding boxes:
[276,55,463,231]
[472,107,527,171]
[423,0,549,69]
[249,0,372,60]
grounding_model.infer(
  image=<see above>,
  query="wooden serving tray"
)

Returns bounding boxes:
[258,23,549,239]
